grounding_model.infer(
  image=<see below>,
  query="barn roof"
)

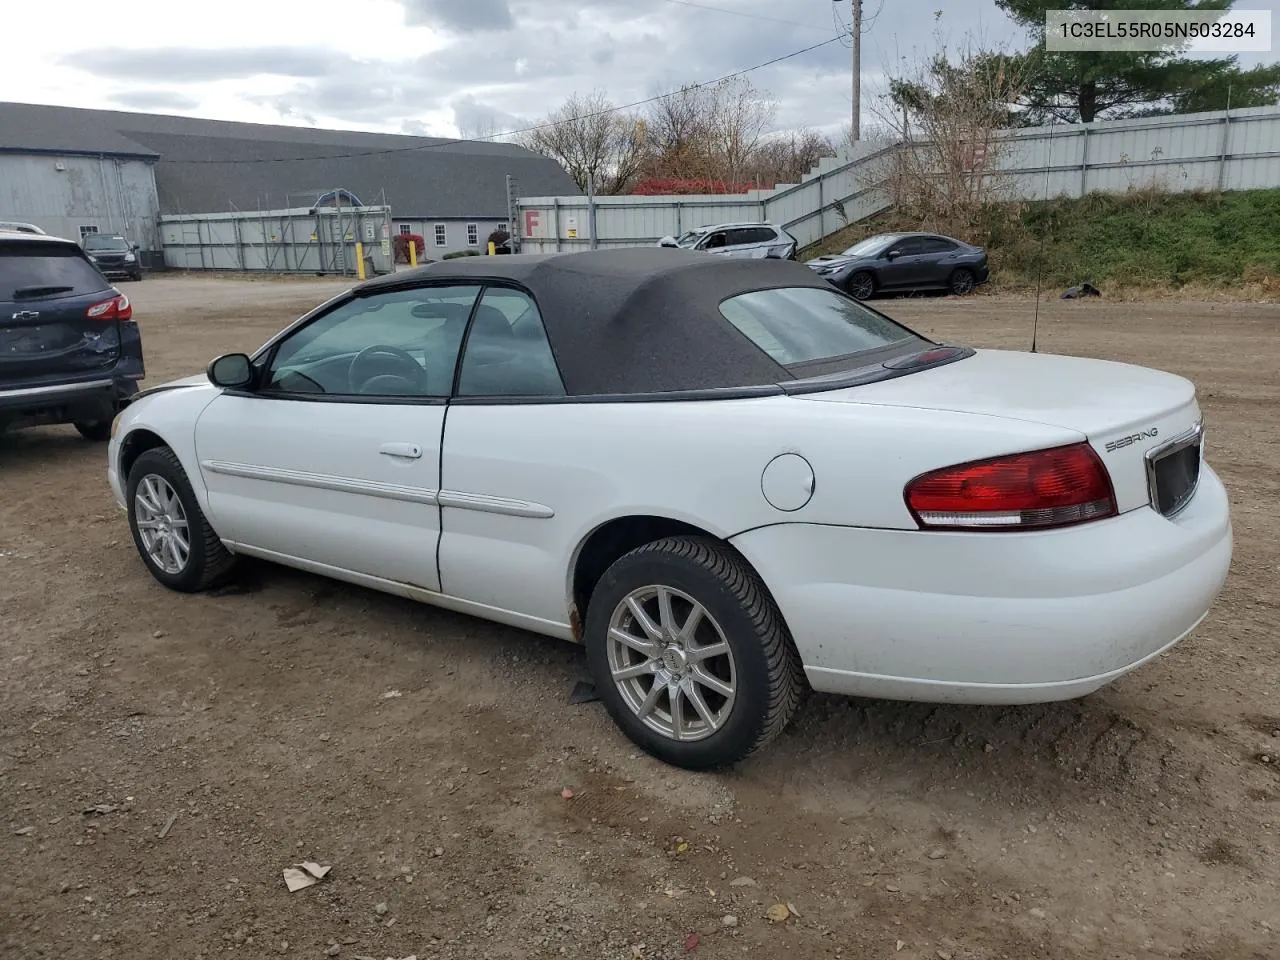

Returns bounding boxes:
[0,101,581,218]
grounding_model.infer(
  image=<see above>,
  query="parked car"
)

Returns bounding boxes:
[82,232,143,281]
[107,249,1230,770]
[1,232,144,440]
[1,220,47,235]
[806,232,990,299]
[657,222,797,260]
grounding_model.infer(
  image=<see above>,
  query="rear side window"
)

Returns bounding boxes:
[0,243,110,301]
[456,288,566,398]
[719,287,919,369]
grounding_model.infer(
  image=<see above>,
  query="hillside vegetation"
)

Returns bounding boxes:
[809,188,1280,298]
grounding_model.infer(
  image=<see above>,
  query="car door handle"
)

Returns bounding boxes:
[379,442,423,460]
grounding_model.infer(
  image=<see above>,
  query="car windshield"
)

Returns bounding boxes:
[84,235,131,252]
[719,286,921,371]
[840,235,897,257]
[674,231,705,248]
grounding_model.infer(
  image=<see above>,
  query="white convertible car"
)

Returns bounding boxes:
[107,249,1232,769]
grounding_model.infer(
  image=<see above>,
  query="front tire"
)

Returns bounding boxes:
[845,271,875,300]
[584,536,806,770]
[126,446,236,592]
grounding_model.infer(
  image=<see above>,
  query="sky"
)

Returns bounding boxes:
[2,0,1276,142]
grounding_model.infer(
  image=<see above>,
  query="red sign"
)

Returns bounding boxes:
[524,210,541,237]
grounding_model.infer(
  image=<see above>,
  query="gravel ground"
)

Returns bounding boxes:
[2,275,1278,960]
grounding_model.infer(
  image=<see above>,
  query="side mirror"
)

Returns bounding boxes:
[207,353,254,389]
[885,250,900,261]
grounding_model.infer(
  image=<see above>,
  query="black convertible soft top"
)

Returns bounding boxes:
[354,248,855,397]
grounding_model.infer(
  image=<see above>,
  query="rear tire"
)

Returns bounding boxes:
[845,271,875,300]
[584,536,806,770]
[126,446,237,593]
[74,420,111,442]
[949,268,977,296]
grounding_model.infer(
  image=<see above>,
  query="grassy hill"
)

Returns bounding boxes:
[807,188,1280,299]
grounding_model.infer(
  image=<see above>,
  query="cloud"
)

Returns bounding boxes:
[110,89,202,111]
[400,0,515,32]
[58,0,1031,139]
[59,46,342,82]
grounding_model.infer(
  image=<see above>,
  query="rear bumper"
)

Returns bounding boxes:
[0,378,135,427]
[730,465,1232,705]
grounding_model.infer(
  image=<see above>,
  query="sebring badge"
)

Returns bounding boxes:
[1105,427,1159,453]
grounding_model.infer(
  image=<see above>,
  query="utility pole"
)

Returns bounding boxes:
[850,0,862,143]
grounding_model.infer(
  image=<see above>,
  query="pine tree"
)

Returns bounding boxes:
[994,0,1280,122]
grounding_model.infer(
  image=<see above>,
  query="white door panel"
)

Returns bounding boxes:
[437,404,587,627]
[195,395,446,590]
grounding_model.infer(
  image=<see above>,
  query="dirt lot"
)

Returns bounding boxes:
[2,275,1278,960]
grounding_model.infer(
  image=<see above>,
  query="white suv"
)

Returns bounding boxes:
[657,222,798,260]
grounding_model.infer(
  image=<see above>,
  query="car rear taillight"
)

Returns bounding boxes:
[86,293,133,322]
[904,442,1117,531]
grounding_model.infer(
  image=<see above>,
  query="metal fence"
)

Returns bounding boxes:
[514,104,1280,254]
[159,204,395,276]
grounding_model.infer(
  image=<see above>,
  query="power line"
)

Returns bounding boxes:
[168,35,845,165]
[660,0,832,31]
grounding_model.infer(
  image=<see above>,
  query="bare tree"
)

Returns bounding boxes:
[644,85,716,181]
[704,77,777,186]
[870,35,1029,233]
[749,128,837,187]
[516,91,648,195]
[640,78,778,188]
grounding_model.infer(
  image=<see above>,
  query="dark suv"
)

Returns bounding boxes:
[82,232,143,281]
[1,232,145,441]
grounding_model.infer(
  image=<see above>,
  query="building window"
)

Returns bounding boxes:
[495,223,508,233]
[398,223,412,236]
[79,225,99,239]
[434,224,447,247]
[466,223,479,246]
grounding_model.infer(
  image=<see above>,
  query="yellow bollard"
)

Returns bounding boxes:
[409,241,417,267]
[488,241,496,256]
[355,241,366,281]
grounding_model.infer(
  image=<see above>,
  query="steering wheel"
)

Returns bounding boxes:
[348,344,428,395]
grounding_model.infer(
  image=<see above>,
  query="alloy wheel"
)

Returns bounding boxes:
[847,273,874,299]
[134,474,191,575]
[605,585,737,742]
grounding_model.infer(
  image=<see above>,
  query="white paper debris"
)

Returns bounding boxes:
[283,861,332,892]
[381,690,403,700]
[283,868,317,892]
